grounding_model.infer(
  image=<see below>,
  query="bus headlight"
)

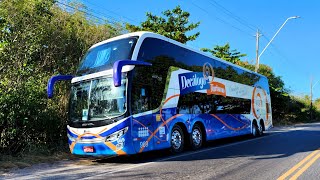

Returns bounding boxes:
[105,127,128,142]
[67,133,77,142]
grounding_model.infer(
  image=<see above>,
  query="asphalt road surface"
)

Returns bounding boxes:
[3,123,320,180]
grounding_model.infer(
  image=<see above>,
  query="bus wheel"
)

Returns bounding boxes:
[170,125,184,153]
[259,121,264,136]
[252,122,259,137]
[191,124,203,150]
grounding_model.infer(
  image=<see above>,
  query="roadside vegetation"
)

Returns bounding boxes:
[0,0,319,171]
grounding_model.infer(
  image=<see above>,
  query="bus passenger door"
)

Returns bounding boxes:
[132,86,155,153]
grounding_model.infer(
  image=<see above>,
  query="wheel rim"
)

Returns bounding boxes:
[253,125,257,136]
[259,125,263,133]
[171,130,182,150]
[192,128,202,146]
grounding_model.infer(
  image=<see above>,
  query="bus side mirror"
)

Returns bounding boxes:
[47,75,73,98]
[113,60,152,87]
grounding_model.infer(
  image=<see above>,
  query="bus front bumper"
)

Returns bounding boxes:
[69,141,129,156]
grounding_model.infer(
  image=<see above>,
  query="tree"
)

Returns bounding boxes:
[201,43,246,64]
[126,6,200,44]
[314,98,320,110]
[0,0,123,155]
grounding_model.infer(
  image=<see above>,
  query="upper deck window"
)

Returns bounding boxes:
[138,37,263,88]
[77,37,138,75]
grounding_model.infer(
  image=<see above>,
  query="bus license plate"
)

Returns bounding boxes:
[83,146,94,153]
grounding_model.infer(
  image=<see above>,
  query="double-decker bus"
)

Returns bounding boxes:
[47,31,272,156]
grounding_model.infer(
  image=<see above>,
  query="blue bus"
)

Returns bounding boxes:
[47,32,272,156]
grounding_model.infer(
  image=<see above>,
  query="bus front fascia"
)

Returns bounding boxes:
[113,60,152,87]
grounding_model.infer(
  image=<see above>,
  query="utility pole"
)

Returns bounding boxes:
[311,77,313,120]
[310,78,320,120]
[254,29,262,73]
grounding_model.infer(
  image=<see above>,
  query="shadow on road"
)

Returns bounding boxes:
[93,123,320,164]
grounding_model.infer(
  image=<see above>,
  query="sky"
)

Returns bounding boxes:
[76,0,320,99]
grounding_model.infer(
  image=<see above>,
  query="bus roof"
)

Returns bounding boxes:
[90,31,266,79]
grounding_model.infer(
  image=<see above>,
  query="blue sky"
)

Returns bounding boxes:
[78,0,319,99]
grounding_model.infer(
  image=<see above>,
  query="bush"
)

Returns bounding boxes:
[0,0,123,155]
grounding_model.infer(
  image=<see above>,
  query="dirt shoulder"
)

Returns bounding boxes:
[0,152,91,175]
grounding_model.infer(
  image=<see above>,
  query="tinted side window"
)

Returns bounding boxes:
[131,77,151,114]
[131,65,167,114]
[177,92,251,114]
[132,39,177,113]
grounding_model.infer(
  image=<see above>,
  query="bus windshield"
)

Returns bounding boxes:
[69,76,127,122]
[77,37,138,75]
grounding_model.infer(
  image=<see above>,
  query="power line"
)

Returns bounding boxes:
[189,1,254,38]
[258,31,305,77]
[205,0,293,67]
[82,6,125,24]
[195,0,298,73]
[259,30,291,64]
[56,1,119,24]
[81,0,139,24]
[207,0,258,32]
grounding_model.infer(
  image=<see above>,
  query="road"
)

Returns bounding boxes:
[3,123,320,180]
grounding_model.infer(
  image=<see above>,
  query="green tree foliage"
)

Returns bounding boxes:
[314,98,320,110]
[126,6,200,44]
[201,43,246,64]
[0,0,122,155]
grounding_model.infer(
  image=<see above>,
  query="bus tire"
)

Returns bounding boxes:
[191,124,203,150]
[170,125,184,153]
[259,120,265,136]
[252,122,259,137]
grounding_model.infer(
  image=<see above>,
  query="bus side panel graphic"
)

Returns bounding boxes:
[132,108,252,153]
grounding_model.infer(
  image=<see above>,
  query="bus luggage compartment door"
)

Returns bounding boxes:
[132,113,154,153]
